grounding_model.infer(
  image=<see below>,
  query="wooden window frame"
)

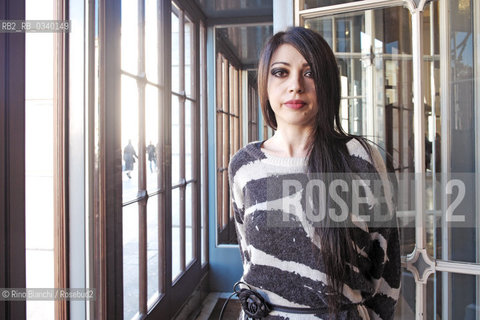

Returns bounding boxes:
[54,0,69,318]
[0,0,26,318]
[1,0,69,319]
[170,1,199,280]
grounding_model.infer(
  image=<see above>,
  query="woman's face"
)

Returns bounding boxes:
[267,44,318,130]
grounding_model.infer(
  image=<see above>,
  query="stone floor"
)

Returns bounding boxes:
[195,292,241,320]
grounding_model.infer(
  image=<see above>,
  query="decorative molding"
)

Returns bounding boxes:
[406,248,435,284]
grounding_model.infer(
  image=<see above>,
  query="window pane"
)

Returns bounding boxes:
[443,0,476,263]
[185,100,193,181]
[422,2,441,260]
[122,75,139,202]
[123,203,139,320]
[434,272,479,319]
[393,270,416,319]
[306,7,413,165]
[25,0,54,317]
[305,18,333,47]
[147,195,159,306]
[171,11,180,93]
[186,183,194,265]
[185,16,193,98]
[146,85,160,192]
[172,187,181,280]
[145,0,159,84]
[171,95,180,185]
[336,18,351,52]
[121,0,138,74]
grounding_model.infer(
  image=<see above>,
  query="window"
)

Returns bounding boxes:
[247,71,259,142]
[216,53,242,245]
[93,0,207,318]
[171,2,198,281]
[119,0,162,316]
[296,0,480,318]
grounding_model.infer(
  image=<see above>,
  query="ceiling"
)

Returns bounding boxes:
[194,0,274,69]
[194,0,273,19]
[215,25,273,69]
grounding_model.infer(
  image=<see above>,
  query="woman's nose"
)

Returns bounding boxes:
[288,74,304,93]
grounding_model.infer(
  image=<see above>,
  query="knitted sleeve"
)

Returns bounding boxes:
[228,154,247,264]
[363,223,401,319]
[361,144,401,320]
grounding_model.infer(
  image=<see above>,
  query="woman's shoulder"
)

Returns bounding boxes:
[228,140,267,177]
[346,137,371,162]
[346,137,387,173]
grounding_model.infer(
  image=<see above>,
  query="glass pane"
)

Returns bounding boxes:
[171,11,180,93]
[185,100,193,181]
[394,270,416,319]
[307,7,416,256]
[444,0,476,263]
[146,85,160,192]
[121,0,138,74]
[186,183,194,266]
[422,1,442,260]
[123,203,139,320]
[336,18,352,52]
[122,75,139,202]
[172,187,181,280]
[145,0,158,84]
[305,18,332,47]
[147,195,159,306]
[185,16,193,97]
[436,272,479,319]
[303,0,362,10]
[307,7,414,155]
[171,95,180,185]
[25,0,54,318]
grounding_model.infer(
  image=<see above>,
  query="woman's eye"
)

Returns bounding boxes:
[271,69,287,77]
[304,70,313,78]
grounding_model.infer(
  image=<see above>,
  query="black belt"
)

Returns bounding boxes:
[219,281,333,320]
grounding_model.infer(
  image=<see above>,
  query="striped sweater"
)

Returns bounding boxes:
[228,139,401,320]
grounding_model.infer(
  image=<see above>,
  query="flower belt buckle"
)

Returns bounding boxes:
[234,282,271,319]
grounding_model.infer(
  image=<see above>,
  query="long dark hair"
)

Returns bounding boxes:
[258,27,373,315]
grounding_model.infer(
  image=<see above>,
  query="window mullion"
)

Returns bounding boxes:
[222,61,229,230]
[216,54,223,235]
[179,9,186,273]
[137,0,148,315]
[53,0,68,317]
[157,0,166,296]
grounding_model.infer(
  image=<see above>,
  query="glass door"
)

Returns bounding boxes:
[297,0,480,318]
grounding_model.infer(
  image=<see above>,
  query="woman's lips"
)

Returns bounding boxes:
[284,99,306,109]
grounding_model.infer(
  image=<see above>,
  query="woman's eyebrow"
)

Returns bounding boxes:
[270,62,289,67]
[270,62,310,68]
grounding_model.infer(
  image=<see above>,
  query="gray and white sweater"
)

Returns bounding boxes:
[228,139,401,320]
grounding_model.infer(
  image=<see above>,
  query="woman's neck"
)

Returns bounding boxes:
[262,126,312,158]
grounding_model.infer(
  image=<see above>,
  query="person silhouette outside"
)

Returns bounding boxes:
[123,140,138,179]
[146,141,157,173]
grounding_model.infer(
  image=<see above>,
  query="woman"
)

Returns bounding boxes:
[228,27,400,319]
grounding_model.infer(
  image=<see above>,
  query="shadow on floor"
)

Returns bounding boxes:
[207,298,241,320]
